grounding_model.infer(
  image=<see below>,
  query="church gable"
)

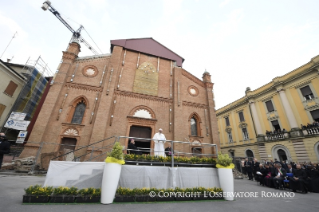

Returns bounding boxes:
[111,38,184,67]
[182,69,205,88]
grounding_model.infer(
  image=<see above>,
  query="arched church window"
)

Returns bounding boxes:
[191,116,198,136]
[71,102,86,124]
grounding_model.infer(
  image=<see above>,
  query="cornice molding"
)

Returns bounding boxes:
[127,116,157,125]
[115,90,172,103]
[182,101,208,109]
[217,63,318,115]
[65,82,102,92]
[182,69,205,88]
[62,51,77,61]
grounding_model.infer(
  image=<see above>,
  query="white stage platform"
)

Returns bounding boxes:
[44,161,220,189]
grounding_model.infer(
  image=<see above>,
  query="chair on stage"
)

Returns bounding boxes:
[284,173,293,189]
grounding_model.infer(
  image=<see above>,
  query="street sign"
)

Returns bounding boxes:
[9,112,26,121]
[4,119,30,130]
[18,131,28,138]
[16,137,26,144]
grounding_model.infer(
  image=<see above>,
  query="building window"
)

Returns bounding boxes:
[4,81,18,97]
[271,120,281,131]
[265,100,274,112]
[225,117,230,126]
[242,128,249,140]
[300,85,314,100]
[227,132,233,143]
[190,117,198,136]
[71,102,86,124]
[310,109,319,122]
[239,111,245,122]
[0,104,6,118]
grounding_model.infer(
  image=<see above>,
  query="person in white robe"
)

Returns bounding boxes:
[153,128,166,157]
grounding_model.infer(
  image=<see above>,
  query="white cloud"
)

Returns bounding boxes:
[219,0,230,8]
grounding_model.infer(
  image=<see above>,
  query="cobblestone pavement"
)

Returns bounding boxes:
[0,174,318,212]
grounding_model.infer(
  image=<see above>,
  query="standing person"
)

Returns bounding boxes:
[0,133,10,169]
[152,128,166,157]
[241,158,246,175]
[253,158,260,181]
[244,158,253,180]
[165,143,173,156]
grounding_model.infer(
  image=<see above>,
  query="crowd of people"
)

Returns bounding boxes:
[265,129,287,139]
[241,158,319,193]
[301,122,319,135]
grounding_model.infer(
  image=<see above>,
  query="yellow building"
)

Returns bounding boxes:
[216,55,319,163]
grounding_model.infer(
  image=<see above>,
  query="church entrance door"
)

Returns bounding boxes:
[129,126,152,154]
[59,137,77,161]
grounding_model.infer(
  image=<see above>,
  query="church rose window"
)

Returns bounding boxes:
[71,102,86,124]
[188,85,199,96]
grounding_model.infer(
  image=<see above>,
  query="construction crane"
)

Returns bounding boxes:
[41,1,101,55]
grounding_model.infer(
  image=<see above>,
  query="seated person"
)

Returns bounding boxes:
[165,143,173,156]
[256,163,265,185]
[272,163,287,189]
[290,164,307,193]
[263,163,273,187]
[128,139,142,155]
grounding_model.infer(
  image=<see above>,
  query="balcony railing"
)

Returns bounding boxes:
[302,126,319,136]
[257,126,319,142]
[264,132,289,141]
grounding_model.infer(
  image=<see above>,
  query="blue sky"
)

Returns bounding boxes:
[1,0,319,109]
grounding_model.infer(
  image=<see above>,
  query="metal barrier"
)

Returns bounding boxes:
[1,136,218,173]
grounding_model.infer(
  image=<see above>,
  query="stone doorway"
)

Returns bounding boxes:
[277,149,288,161]
[129,126,152,154]
[59,137,77,161]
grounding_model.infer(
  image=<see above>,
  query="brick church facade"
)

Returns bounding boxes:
[21,38,220,161]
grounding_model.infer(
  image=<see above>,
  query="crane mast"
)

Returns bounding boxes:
[41,1,100,55]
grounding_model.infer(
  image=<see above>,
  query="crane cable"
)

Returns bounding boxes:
[83,27,103,54]
[57,11,103,54]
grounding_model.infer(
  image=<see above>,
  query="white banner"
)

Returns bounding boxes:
[4,119,30,130]
[9,112,26,121]
[16,137,26,144]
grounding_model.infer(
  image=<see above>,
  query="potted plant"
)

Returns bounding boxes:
[76,188,101,203]
[114,187,135,202]
[216,154,234,201]
[51,186,77,203]
[23,185,53,203]
[101,142,125,204]
[134,188,151,202]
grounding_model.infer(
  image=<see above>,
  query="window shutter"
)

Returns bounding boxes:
[4,81,18,96]
[225,117,230,126]
[239,112,245,122]
[265,100,274,112]
[0,104,6,117]
[310,109,319,120]
[300,86,312,96]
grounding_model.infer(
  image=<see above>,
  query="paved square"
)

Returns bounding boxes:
[0,175,318,212]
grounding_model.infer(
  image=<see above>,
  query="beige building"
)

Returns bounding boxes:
[216,55,319,163]
[0,60,26,128]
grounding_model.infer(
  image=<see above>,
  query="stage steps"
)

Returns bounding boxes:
[65,169,103,189]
